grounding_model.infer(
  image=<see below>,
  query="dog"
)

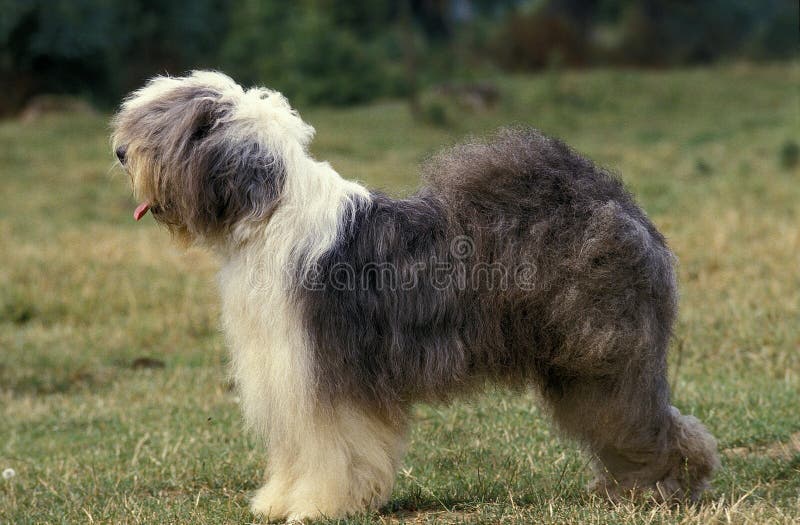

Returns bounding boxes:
[112,71,719,521]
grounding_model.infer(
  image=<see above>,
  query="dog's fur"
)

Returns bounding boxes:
[112,71,719,521]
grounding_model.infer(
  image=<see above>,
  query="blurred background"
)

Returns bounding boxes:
[1,0,796,116]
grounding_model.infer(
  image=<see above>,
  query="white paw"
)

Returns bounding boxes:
[250,484,289,522]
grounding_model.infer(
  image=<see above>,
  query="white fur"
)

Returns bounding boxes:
[204,77,401,519]
[119,71,406,519]
[119,71,241,119]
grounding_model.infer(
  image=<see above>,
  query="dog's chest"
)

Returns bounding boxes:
[217,253,296,350]
[217,252,314,427]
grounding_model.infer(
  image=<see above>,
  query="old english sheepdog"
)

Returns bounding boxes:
[111,71,719,521]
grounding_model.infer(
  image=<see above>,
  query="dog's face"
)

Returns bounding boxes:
[112,71,314,244]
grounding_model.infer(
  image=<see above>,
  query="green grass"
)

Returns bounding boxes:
[2,62,799,524]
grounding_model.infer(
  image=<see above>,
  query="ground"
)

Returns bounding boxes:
[1,63,798,524]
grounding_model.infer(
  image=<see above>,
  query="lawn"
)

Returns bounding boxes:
[1,62,798,524]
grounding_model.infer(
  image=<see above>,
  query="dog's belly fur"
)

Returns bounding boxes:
[300,133,677,421]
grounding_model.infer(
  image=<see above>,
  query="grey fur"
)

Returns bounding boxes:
[300,128,718,501]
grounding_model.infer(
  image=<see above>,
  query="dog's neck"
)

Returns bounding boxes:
[214,153,370,269]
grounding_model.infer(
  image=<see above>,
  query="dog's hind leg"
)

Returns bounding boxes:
[541,350,719,502]
[534,205,719,501]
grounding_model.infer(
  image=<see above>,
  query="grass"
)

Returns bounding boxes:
[1,62,798,524]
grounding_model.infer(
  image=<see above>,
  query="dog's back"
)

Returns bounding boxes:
[299,128,677,414]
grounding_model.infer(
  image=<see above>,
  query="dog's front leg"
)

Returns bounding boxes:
[225,312,407,519]
[249,402,408,521]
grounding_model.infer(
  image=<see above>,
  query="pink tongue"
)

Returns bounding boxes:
[133,202,151,221]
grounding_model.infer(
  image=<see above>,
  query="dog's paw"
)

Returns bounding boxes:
[251,484,291,522]
[252,484,334,523]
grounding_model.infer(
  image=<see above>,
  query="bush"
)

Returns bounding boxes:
[492,8,589,70]
[0,0,797,115]
[779,140,799,171]
[492,0,798,70]
[0,0,228,115]
[220,1,405,106]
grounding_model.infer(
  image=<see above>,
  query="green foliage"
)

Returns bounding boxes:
[420,96,451,127]
[221,1,405,106]
[779,140,799,171]
[0,0,228,112]
[611,0,799,65]
[494,0,799,69]
[0,0,797,114]
[0,0,120,112]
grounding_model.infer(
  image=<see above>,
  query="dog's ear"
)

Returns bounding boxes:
[180,130,286,239]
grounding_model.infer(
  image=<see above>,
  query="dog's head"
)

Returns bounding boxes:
[111,71,314,244]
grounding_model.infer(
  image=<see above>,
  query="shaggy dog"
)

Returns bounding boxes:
[112,71,719,521]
